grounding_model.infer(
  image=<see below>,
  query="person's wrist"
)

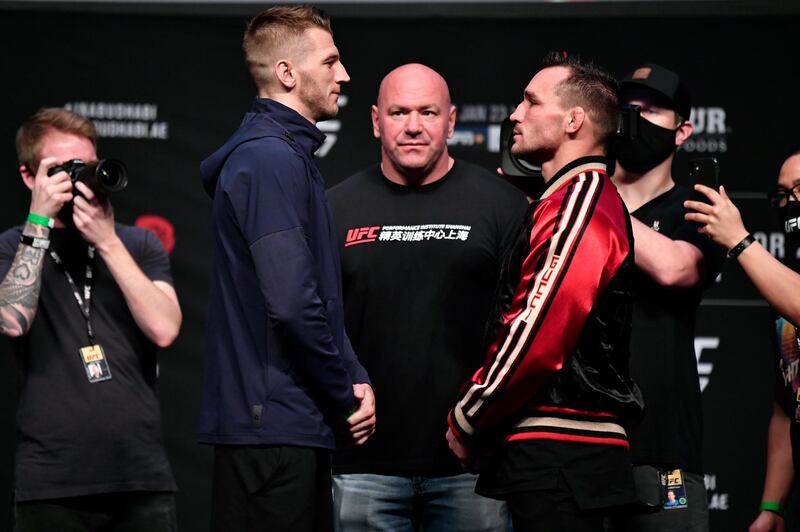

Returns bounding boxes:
[23,220,50,238]
[759,500,784,517]
[92,232,121,255]
[27,211,55,229]
[727,232,755,258]
[29,196,57,219]
[19,234,50,250]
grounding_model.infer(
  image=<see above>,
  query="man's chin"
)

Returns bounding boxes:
[510,145,527,159]
[316,110,338,122]
[391,154,433,172]
[511,148,544,167]
[310,102,339,123]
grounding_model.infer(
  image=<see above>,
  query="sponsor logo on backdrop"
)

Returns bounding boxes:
[448,103,513,152]
[695,336,719,392]
[704,474,730,511]
[344,223,471,247]
[683,106,729,154]
[449,104,731,156]
[753,231,787,259]
[65,101,169,140]
[316,94,348,158]
[135,214,175,254]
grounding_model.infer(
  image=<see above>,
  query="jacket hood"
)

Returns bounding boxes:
[200,98,326,198]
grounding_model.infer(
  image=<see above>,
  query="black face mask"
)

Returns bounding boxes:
[781,202,800,245]
[613,116,678,174]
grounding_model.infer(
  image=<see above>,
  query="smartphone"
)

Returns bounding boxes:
[688,157,720,190]
[688,157,720,206]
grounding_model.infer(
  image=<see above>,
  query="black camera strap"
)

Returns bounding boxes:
[49,246,96,343]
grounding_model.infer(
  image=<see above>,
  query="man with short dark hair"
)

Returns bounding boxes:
[328,63,526,531]
[608,63,724,532]
[199,5,374,532]
[0,107,181,531]
[447,52,644,532]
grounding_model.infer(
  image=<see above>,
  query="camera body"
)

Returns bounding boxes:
[500,118,543,179]
[47,158,128,197]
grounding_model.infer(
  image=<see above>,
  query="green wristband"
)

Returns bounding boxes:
[759,501,784,516]
[27,212,54,229]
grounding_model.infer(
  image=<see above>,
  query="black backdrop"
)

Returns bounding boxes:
[0,2,798,530]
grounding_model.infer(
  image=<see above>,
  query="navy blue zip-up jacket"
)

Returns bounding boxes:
[198,98,370,449]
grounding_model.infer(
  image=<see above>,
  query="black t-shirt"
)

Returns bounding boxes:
[627,184,725,474]
[0,225,177,501]
[772,315,800,475]
[327,160,528,476]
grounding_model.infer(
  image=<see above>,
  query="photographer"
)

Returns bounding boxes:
[686,149,800,530]
[0,108,181,531]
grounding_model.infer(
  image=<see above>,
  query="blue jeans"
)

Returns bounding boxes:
[333,473,509,532]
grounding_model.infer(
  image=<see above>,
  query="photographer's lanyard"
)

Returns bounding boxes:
[49,246,112,383]
[49,246,96,343]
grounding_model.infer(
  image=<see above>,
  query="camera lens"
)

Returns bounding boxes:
[95,159,128,193]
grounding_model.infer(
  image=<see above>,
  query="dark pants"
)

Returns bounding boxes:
[606,466,709,532]
[14,491,176,532]
[211,445,333,532]
[506,481,607,532]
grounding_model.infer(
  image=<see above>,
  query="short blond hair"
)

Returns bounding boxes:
[243,5,332,90]
[16,107,96,171]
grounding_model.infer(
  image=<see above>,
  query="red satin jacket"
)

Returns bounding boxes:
[450,156,644,450]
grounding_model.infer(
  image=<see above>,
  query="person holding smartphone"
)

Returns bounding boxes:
[686,149,800,531]
[608,63,725,532]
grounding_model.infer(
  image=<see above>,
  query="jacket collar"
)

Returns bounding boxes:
[249,98,326,156]
[539,156,607,200]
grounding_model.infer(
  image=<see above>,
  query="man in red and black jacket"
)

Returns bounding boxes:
[447,52,644,532]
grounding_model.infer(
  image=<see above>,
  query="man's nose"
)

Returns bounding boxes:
[509,103,524,123]
[405,112,422,133]
[336,63,350,84]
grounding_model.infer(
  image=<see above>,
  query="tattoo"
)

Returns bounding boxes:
[0,223,48,335]
[19,243,40,261]
[12,263,32,281]
[0,304,28,335]
[2,282,42,310]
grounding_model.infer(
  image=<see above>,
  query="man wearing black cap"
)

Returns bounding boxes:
[609,64,725,532]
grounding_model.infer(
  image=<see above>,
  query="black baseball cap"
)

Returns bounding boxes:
[620,63,691,120]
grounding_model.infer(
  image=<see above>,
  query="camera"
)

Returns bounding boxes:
[47,158,128,196]
[498,118,547,198]
[500,118,542,179]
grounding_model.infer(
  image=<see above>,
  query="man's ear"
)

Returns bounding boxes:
[447,105,456,139]
[565,107,585,134]
[675,120,693,147]
[20,164,35,191]
[275,59,296,90]
[371,105,381,139]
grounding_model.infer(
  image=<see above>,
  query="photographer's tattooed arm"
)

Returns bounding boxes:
[0,222,49,337]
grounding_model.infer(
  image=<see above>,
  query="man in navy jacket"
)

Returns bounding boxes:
[199,6,374,532]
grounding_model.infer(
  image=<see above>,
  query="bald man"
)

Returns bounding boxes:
[328,63,527,531]
[199,6,374,532]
